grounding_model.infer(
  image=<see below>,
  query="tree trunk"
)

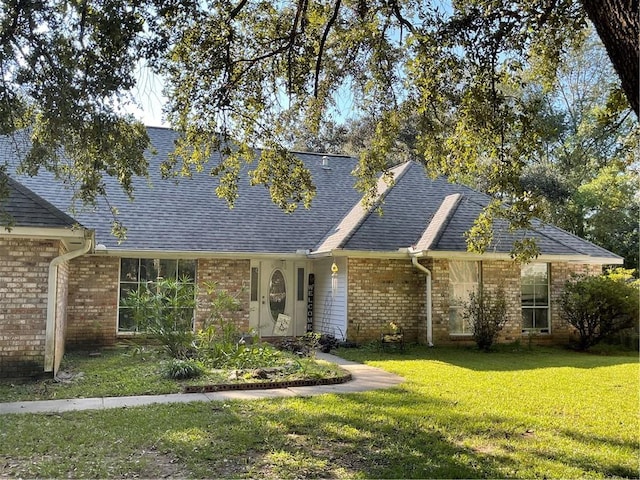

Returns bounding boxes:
[581,0,639,117]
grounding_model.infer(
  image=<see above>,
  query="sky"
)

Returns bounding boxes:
[129,62,168,127]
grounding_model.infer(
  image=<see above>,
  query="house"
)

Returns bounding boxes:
[0,127,622,377]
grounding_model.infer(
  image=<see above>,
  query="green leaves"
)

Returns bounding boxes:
[1,0,150,237]
[560,274,639,350]
[1,0,636,258]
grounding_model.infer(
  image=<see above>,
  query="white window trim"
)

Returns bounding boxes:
[448,260,481,336]
[521,263,551,334]
[117,257,197,334]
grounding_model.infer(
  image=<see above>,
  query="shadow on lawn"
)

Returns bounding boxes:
[338,344,639,372]
[156,388,515,478]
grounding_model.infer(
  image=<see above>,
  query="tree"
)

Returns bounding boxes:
[0,0,637,246]
[559,272,639,351]
[517,32,639,269]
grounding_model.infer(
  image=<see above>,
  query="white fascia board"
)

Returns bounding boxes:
[424,250,624,265]
[2,226,92,253]
[1,226,86,239]
[308,249,410,260]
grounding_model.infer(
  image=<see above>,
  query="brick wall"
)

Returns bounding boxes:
[345,256,604,347]
[195,259,250,331]
[347,258,424,342]
[0,238,60,377]
[545,262,603,345]
[429,258,450,344]
[66,256,251,348]
[66,255,120,348]
[430,259,603,346]
[481,261,522,343]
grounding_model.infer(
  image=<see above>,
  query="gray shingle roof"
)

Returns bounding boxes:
[1,128,622,262]
[1,175,77,228]
[3,128,362,252]
[342,162,621,261]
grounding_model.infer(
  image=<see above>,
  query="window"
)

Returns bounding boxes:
[250,267,259,302]
[449,260,480,334]
[521,263,549,333]
[297,267,305,301]
[118,258,196,332]
[269,269,286,321]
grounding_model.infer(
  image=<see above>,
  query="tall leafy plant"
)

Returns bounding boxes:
[122,276,196,359]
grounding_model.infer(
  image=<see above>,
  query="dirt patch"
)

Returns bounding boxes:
[0,449,190,479]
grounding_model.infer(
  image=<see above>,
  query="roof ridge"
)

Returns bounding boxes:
[414,193,463,251]
[312,161,412,253]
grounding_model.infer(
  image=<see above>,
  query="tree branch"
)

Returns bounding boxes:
[314,0,342,98]
[388,0,417,36]
[229,0,250,20]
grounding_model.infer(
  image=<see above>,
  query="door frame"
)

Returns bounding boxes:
[249,259,310,337]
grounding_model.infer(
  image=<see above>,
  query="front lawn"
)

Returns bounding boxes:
[0,346,638,479]
[0,345,347,403]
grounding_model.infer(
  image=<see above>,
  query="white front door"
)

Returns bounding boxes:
[249,260,309,337]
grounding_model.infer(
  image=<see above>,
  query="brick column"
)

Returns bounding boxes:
[195,259,250,331]
[66,255,120,348]
[0,238,59,377]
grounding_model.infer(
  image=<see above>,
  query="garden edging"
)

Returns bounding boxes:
[182,372,353,393]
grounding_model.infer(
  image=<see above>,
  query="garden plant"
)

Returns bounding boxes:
[463,286,508,351]
[560,270,639,351]
[122,280,321,380]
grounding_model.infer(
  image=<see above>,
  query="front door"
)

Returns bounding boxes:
[249,260,308,337]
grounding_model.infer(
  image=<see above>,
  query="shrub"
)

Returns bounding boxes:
[559,273,639,351]
[161,359,204,379]
[122,277,196,359]
[463,287,508,352]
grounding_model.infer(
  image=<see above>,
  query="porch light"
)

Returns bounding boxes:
[331,262,338,298]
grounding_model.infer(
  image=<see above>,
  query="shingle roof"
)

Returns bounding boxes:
[3,128,362,252]
[314,162,411,253]
[341,162,621,261]
[1,128,622,262]
[1,175,77,228]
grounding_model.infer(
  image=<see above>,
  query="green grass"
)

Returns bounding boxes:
[0,346,346,402]
[0,345,638,478]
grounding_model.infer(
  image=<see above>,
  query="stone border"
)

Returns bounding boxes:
[183,372,353,393]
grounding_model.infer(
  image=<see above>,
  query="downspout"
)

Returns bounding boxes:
[44,234,93,373]
[409,251,433,347]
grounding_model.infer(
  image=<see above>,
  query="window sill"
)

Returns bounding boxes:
[116,331,142,337]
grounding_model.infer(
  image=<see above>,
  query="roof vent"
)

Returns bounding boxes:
[321,155,331,170]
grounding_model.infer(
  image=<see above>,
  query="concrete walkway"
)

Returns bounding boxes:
[0,353,404,415]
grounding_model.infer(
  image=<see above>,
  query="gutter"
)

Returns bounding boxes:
[44,234,93,373]
[409,248,434,347]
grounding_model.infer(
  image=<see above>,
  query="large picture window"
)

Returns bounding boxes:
[521,263,549,333]
[118,258,196,332]
[449,260,480,334]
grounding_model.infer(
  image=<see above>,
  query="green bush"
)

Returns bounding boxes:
[161,358,204,379]
[192,282,284,368]
[463,287,508,352]
[560,273,639,351]
[123,278,288,369]
[196,322,282,369]
[122,277,196,359]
